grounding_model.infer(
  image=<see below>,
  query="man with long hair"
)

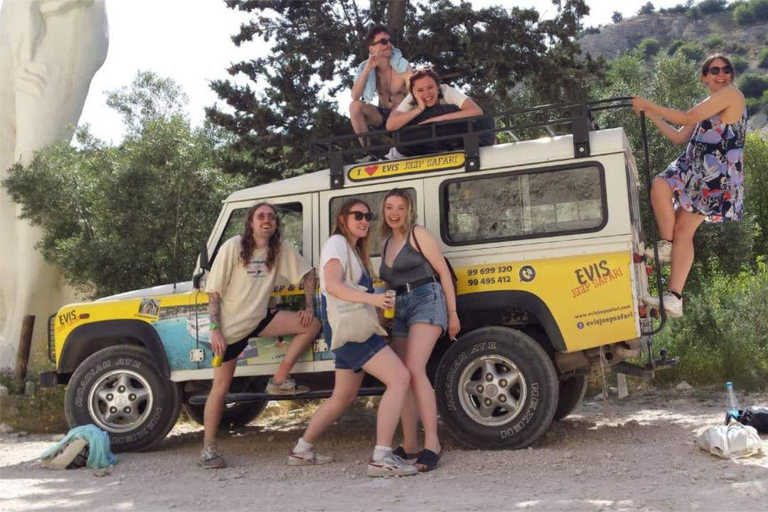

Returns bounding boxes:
[199,202,321,469]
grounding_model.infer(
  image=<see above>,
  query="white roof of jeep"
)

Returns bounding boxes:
[225,127,631,204]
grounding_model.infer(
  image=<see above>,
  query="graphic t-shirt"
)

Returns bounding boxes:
[205,236,311,344]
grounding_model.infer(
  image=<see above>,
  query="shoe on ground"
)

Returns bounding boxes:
[644,240,672,263]
[287,449,334,466]
[266,377,309,396]
[198,446,226,469]
[367,453,418,477]
[643,291,683,318]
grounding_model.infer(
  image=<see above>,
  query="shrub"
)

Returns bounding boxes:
[737,72,768,98]
[676,42,705,61]
[581,26,601,36]
[638,37,661,58]
[759,48,768,68]
[661,4,688,14]
[697,0,728,14]
[653,261,768,390]
[733,0,768,25]
[731,55,749,74]
[667,39,684,56]
[612,11,623,23]
[704,35,724,49]
[639,2,656,15]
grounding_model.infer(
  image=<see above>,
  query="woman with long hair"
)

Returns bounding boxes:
[200,202,321,469]
[288,198,417,477]
[632,54,746,317]
[379,188,459,472]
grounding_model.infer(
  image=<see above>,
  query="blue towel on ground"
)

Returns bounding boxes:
[40,424,117,468]
[354,46,410,103]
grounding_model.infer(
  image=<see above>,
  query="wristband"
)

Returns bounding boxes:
[210,322,220,331]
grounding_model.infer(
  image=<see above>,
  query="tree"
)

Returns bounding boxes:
[611,11,623,23]
[2,72,246,298]
[207,0,600,180]
[639,2,656,15]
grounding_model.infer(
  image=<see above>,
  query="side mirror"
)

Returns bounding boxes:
[193,242,210,290]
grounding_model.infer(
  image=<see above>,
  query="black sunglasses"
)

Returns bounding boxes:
[705,66,733,76]
[348,211,374,222]
[372,37,390,46]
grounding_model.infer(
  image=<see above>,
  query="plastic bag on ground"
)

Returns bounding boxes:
[696,420,763,460]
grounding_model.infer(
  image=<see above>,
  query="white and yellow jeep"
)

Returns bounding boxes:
[43,100,670,451]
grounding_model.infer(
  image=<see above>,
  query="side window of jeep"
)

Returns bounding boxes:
[210,202,304,264]
[443,164,606,244]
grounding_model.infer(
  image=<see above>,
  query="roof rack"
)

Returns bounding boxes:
[310,97,631,189]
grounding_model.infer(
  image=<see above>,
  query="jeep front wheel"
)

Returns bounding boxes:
[435,326,559,450]
[65,345,182,452]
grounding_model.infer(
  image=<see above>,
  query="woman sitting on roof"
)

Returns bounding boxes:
[386,68,495,157]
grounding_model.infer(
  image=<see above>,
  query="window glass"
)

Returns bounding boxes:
[211,202,304,264]
[329,189,417,257]
[445,166,603,243]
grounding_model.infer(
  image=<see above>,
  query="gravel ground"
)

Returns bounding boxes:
[1,389,766,512]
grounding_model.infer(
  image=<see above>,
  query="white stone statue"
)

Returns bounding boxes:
[0,0,109,369]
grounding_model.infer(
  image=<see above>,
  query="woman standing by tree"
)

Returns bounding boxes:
[632,54,746,317]
[379,189,459,472]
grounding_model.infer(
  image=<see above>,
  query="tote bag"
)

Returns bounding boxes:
[325,243,386,350]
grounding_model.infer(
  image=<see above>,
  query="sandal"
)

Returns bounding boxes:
[392,446,419,461]
[415,448,443,472]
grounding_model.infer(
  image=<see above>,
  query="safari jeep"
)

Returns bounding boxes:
[42,100,671,452]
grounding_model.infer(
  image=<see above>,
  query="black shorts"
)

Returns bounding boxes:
[374,106,391,129]
[222,309,278,362]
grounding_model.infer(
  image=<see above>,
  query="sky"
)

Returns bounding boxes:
[9,0,687,143]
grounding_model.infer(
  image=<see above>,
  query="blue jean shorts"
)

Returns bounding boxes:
[332,334,387,372]
[392,281,448,338]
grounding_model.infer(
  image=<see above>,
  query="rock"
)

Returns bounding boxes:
[722,472,738,481]
[575,469,583,476]
[593,392,605,401]
[93,467,113,477]
[0,423,13,434]
[676,381,693,391]
[0,384,8,398]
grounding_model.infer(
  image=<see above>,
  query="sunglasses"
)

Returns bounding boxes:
[705,66,733,76]
[348,211,374,222]
[255,212,277,221]
[371,37,390,46]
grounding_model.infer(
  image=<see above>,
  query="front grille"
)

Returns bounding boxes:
[48,314,56,363]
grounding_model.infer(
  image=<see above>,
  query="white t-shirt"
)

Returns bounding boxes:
[320,234,367,295]
[396,84,469,113]
[205,236,312,344]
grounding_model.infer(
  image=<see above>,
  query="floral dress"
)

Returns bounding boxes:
[660,109,747,223]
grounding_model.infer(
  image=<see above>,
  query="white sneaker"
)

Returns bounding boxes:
[644,240,672,263]
[366,453,418,477]
[643,291,683,318]
[266,377,309,396]
[355,153,377,163]
[198,445,227,469]
[287,449,334,466]
[385,147,404,160]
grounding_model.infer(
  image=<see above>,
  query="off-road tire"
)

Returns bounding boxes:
[65,345,182,452]
[554,374,588,421]
[184,401,266,429]
[435,326,559,450]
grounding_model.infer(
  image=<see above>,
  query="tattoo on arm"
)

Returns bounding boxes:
[208,292,221,325]
[302,269,316,310]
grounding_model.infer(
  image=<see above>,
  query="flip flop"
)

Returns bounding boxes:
[415,448,443,472]
[392,446,419,460]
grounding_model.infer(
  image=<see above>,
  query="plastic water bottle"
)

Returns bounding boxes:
[726,381,740,421]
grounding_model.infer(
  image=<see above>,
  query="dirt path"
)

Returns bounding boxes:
[1,389,766,511]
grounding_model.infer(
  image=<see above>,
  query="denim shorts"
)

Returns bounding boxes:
[392,281,448,338]
[332,334,387,372]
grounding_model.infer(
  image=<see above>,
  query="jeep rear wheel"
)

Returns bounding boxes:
[65,345,182,452]
[554,374,589,421]
[435,326,559,450]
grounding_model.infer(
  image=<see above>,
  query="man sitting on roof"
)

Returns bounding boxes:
[350,24,412,161]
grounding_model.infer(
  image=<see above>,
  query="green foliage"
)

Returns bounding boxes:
[697,0,728,14]
[676,42,704,62]
[638,37,661,58]
[733,0,768,24]
[731,55,749,73]
[2,72,247,298]
[758,48,768,68]
[639,2,656,15]
[745,132,768,257]
[737,72,768,98]
[207,0,601,180]
[704,34,724,49]
[611,11,623,23]
[667,39,684,55]
[653,261,768,390]
[581,26,600,35]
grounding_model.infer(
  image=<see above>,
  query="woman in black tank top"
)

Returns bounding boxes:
[379,188,460,472]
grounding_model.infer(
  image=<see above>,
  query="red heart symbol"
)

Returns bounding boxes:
[364,165,378,176]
